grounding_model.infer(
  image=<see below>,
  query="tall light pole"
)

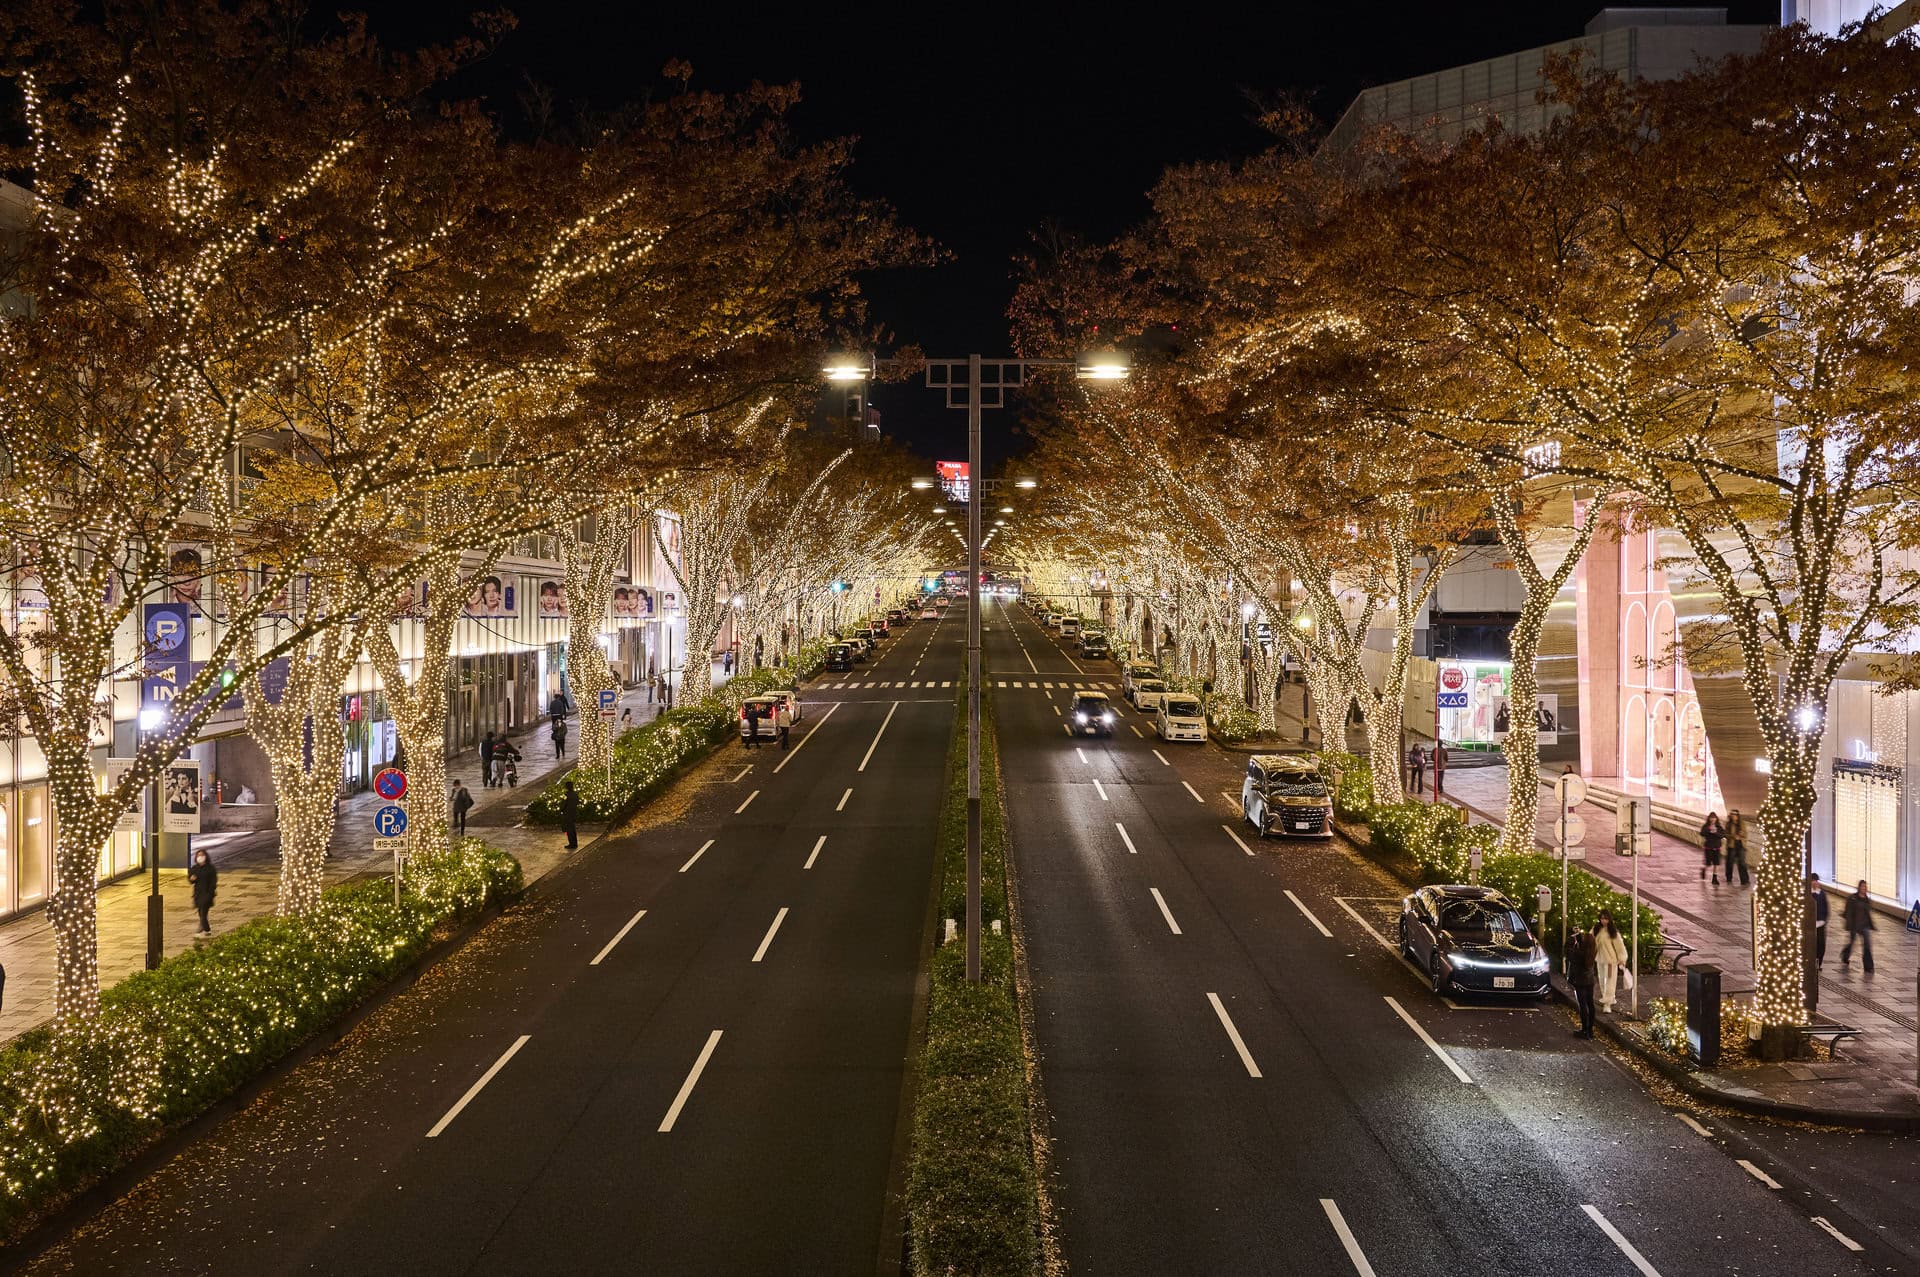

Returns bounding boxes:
[827,349,1128,982]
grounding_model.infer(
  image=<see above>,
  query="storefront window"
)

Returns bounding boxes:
[18,784,49,907]
[1679,702,1709,800]
[1653,700,1677,790]
[1833,764,1899,899]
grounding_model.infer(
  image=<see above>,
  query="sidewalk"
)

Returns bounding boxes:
[0,682,672,1045]
[1273,689,1920,1125]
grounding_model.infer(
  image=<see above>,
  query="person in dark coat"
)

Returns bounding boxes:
[479,732,497,789]
[1723,811,1750,886]
[1841,879,1876,973]
[551,716,568,758]
[1699,813,1725,884]
[188,847,218,936]
[1433,742,1448,794]
[450,779,474,837]
[1809,874,1829,966]
[560,780,580,851]
[549,691,568,722]
[742,704,761,749]
[1406,743,1425,796]
[1566,927,1598,1038]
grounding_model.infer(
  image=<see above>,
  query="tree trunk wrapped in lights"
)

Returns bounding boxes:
[558,506,642,774]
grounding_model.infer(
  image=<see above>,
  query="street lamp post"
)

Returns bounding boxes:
[827,348,1127,982]
[138,707,166,969]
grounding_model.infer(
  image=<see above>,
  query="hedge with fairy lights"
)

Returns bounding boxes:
[0,837,520,1236]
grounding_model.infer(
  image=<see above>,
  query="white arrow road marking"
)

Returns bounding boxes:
[428,1035,531,1138]
[1319,1200,1379,1277]
[1206,993,1262,1078]
[658,1030,723,1133]
[590,910,647,966]
[1149,888,1182,934]
[1384,996,1474,1084]
[1581,1205,1666,1275]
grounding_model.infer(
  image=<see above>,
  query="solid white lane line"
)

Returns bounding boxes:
[1810,1217,1865,1252]
[1385,997,1474,1084]
[729,766,751,783]
[1092,778,1109,801]
[837,787,852,811]
[751,907,790,963]
[1149,888,1183,934]
[1221,824,1256,857]
[1736,1159,1781,1189]
[734,789,760,814]
[427,1035,531,1138]
[1581,1205,1666,1275]
[658,1030,724,1133]
[1076,747,1089,763]
[1180,780,1205,804]
[1152,749,1169,765]
[1206,992,1262,1078]
[590,910,648,966]
[1285,889,1333,937]
[804,835,826,869]
[679,839,715,873]
[858,701,900,772]
[1674,1112,1713,1138]
[1129,725,1142,737]
[1115,822,1139,854]
[1319,1200,1379,1277]
[773,701,840,773]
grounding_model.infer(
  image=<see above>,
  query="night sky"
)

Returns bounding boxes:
[369,1,1778,465]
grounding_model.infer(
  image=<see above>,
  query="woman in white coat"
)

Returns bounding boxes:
[1592,911,1630,1013]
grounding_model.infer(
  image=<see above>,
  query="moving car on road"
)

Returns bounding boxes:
[1399,885,1550,998]
[920,604,938,619]
[1069,692,1116,737]
[1128,677,1168,711]
[1240,754,1333,838]
[1156,694,1207,742]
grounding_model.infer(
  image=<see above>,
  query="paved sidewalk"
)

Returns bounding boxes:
[0,684,673,1044]
[1269,689,1920,1123]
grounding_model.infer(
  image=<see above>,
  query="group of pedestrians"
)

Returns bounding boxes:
[1808,874,1878,974]
[740,700,791,750]
[1696,810,1751,885]
[477,732,522,789]
[1564,910,1632,1037]
[1405,741,1446,796]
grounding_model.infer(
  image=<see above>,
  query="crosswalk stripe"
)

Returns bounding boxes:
[1043,681,1054,689]
[942,681,953,688]
[996,680,1007,688]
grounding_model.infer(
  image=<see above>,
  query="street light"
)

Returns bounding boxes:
[911,479,934,490]
[823,346,1128,984]
[999,505,1014,514]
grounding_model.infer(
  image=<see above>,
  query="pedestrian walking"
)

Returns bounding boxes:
[1840,879,1876,973]
[1433,742,1448,794]
[1592,912,1629,1013]
[451,779,473,837]
[1723,811,1750,886]
[479,732,497,788]
[560,779,579,851]
[549,691,569,723]
[776,701,791,750]
[742,704,761,749]
[1809,874,1829,966]
[648,673,658,704]
[493,740,520,788]
[551,716,568,758]
[189,847,219,935]
[618,706,633,732]
[1699,812,1725,883]
[1406,743,1425,796]
[1566,925,1598,1038]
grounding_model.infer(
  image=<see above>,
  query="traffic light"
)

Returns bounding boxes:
[829,580,848,594]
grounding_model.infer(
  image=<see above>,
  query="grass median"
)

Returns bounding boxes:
[906,681,1047,1276]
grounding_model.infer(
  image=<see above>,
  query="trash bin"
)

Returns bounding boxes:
[1686,962,1721,1067]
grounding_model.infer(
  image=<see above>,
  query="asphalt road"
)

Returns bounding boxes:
[23,607,960,1276]
[994,598,1913,1277]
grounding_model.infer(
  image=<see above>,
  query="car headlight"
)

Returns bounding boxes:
[1074,713,1088,724]
[1102,714,1113,724]
[1528,953,1550,973]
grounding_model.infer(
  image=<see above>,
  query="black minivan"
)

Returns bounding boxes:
[825,643,854,672]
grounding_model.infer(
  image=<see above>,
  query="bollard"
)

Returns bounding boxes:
[1686,963,1721,1067]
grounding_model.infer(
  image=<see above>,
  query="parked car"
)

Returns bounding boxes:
[1121,661,1159,697]
[1069,692,1116,737]
[1240,754,1333,839]
[1044,612,1061,629]
[1129,677,1169,711]
[1399,885,1550,998]
[887,608,908,626]
[738,695,783,742]
[855,626,878,647]
[763,688,802,723]
[1060,616,1081,638]
[825,644,854,672]
[1156,694,1207,743]
[1078,629,1109,659]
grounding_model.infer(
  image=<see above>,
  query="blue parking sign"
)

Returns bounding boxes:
[373,805,409,837]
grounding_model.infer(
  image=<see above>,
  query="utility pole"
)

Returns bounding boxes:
[966,354,983,983]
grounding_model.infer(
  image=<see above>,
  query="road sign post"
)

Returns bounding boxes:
[1612,798,1650,1018]
[374,802,409,906]
[1555,772,1588,957]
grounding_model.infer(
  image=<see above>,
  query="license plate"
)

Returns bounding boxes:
[1493,976,1514,989]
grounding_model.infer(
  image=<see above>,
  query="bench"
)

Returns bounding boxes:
[1650,941,1695,974]
[1797,1020,1863,1059]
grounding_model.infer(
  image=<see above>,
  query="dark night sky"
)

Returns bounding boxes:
[367,1,1778,465]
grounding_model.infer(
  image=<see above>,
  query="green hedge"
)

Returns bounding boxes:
[0,837,521,1236]
[525,639,836,826]
[908,682,1040,1276]
[1322,752,1665,967]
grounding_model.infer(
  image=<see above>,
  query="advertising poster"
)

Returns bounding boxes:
[536,579,569,618]
[463,574,517,618]
[162,760,201,834]
[1492,693,1560,746]
[611,585,654,621]
[168,545,208,614]
[936,460,970,502]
